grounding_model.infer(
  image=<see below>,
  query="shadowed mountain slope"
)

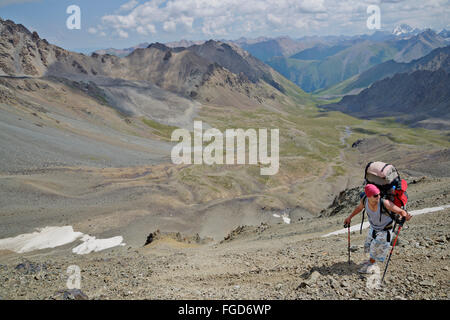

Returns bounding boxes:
[317,45,450,97]
[322,67,450,130]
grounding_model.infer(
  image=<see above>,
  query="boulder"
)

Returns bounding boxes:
[15,261,46,275]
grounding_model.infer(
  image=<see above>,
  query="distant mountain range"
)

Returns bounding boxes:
[234,36,323,62]
[89,23,449,94]
[91,23,421,62]
[439,29,450,39]
[93,40,209,57]
[165,39,206,48]
[93,43,150,57]
[321,45,450,130]
[267,29,448,93]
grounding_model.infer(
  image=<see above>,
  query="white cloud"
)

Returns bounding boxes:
[178,15,194,30]
[137,24,156,35]
[88,27,97,34]
[119,0,139,12]
[299,0,326,13]
[96,0,450,38]
[117,29,129,38]
[202,15,233,36]
[163,20,177,32]
[267,13,283,27]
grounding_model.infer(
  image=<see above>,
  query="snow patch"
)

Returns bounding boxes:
[272,213,290,224]
[0,226,125,254]
[322,204,450,238]
[72,235,125,255]
[0,226,83,253]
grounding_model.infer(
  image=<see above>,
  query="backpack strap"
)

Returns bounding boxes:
[395,167,401,181]
[380,198,386,223]
[364,162,373,181]
[404,191,408,210]
[380,198,401,223]
[381,163,390,173]
[371,227,391,243]
[360,195,367,234]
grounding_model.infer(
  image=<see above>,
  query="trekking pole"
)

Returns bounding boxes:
[344,223,351,265]
[381,216,406,283]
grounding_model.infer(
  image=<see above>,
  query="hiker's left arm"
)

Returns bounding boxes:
[384,200,412,221]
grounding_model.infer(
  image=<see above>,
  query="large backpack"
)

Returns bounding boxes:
[360,161,409,234]
[364,161,399,195]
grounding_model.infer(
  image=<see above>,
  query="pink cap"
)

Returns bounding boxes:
[365,184,380,198]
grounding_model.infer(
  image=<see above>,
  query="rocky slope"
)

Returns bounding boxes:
[0,18,58,76]
[0,19,298,110]
[393,29,447,63]
[0,177,448,300]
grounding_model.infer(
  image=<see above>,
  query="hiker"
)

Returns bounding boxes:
[343,184,412,273]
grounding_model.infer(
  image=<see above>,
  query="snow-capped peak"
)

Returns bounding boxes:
[392,24,421,36]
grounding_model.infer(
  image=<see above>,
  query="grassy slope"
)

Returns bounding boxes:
[168,71,448,212]
[313,75,359,98]
[141,117,180,141]
[108,65,448,213]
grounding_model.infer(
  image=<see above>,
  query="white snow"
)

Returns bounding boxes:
[322,204,450,238]
[0,226,125,255]
[272,213,290,224]
[0,226,83,253]
[72,235,125,255]
[282,214,291,224]
[393,25,412,36]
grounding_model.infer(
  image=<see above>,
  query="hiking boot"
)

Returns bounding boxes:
[358,261,376,274]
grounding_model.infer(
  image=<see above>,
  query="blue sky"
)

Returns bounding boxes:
[1,0,449,52]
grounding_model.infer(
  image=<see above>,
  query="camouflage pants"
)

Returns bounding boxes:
[364,226,391,262]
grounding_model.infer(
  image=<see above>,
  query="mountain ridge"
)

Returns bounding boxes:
[0,19,304,113]
[321,48,450,130]
[318,44,450,97]
[269,29,448,93]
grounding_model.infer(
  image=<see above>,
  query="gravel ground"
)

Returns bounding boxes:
[0,204,447,300]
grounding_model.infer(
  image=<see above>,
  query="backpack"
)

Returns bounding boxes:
[360,161,409,234]
[392,178,408,209]
[364,161,399,195]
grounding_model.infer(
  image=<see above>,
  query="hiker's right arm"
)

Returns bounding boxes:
[344,199,364,225]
